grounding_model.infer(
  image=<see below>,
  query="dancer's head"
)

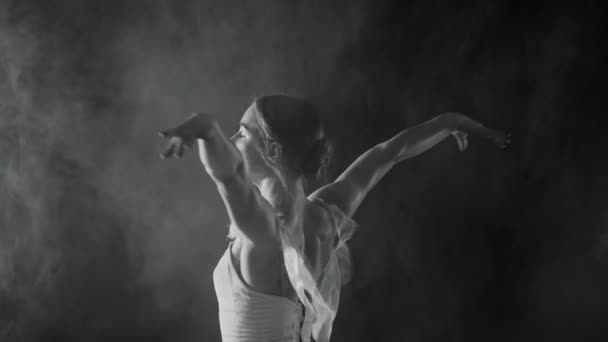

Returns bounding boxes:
[230,95,333,188]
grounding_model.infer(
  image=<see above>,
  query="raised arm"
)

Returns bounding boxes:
[308,113,509,218]
[159,113,276,246]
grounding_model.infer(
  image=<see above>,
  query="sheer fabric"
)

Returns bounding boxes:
[278,197,358,342]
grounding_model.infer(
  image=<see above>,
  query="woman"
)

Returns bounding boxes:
[158,95,509,342]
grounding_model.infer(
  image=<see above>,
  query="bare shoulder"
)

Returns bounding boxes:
[308,143,393,219]
[307,179,362,219]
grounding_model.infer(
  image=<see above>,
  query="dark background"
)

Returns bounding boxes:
[1,1,607,341]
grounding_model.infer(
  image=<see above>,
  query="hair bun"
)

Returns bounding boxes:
[301,138,333,176]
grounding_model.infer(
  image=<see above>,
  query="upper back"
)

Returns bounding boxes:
[230,197,335,298]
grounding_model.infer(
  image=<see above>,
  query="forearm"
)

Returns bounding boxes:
[455,115,495,136]
[336,114,455,194]
[198,126,243,182]
[379,114,456,164]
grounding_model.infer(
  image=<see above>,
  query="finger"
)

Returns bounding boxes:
[183,137,195,150]
[161,137,181,158]
[160,141,176,159]
[457,137,465,151]
[176,140,186,158]
[158,129,173,138]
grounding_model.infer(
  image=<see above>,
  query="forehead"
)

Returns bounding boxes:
[240,104,257,126]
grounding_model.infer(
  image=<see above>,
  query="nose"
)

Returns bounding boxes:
[229,132,238,143]
[229,133,241,147]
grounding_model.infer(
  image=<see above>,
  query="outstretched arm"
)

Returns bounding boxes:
[159,113,276,246]
[308,113,509,218]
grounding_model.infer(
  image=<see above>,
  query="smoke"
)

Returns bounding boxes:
[104,1,367,340]
[322,3,608,341]
[0,2,147,340]
[1,1,607,341]
[1,1,366,341]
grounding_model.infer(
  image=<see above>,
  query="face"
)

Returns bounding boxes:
[230,104,270,183]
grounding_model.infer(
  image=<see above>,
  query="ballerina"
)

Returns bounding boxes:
[158,95,509,342]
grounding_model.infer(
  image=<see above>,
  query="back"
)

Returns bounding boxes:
[215,196,357,342]
[279,196,358,342]
[225,196,339,302]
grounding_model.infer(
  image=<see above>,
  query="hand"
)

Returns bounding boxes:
[158,135,194,159]
[158,112,218,159]
[486,129,511,149]
[443,112,511,150]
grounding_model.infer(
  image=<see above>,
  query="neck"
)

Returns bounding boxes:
[257,176,305,216]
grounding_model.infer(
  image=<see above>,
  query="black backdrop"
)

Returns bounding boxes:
[1,1,607,341]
